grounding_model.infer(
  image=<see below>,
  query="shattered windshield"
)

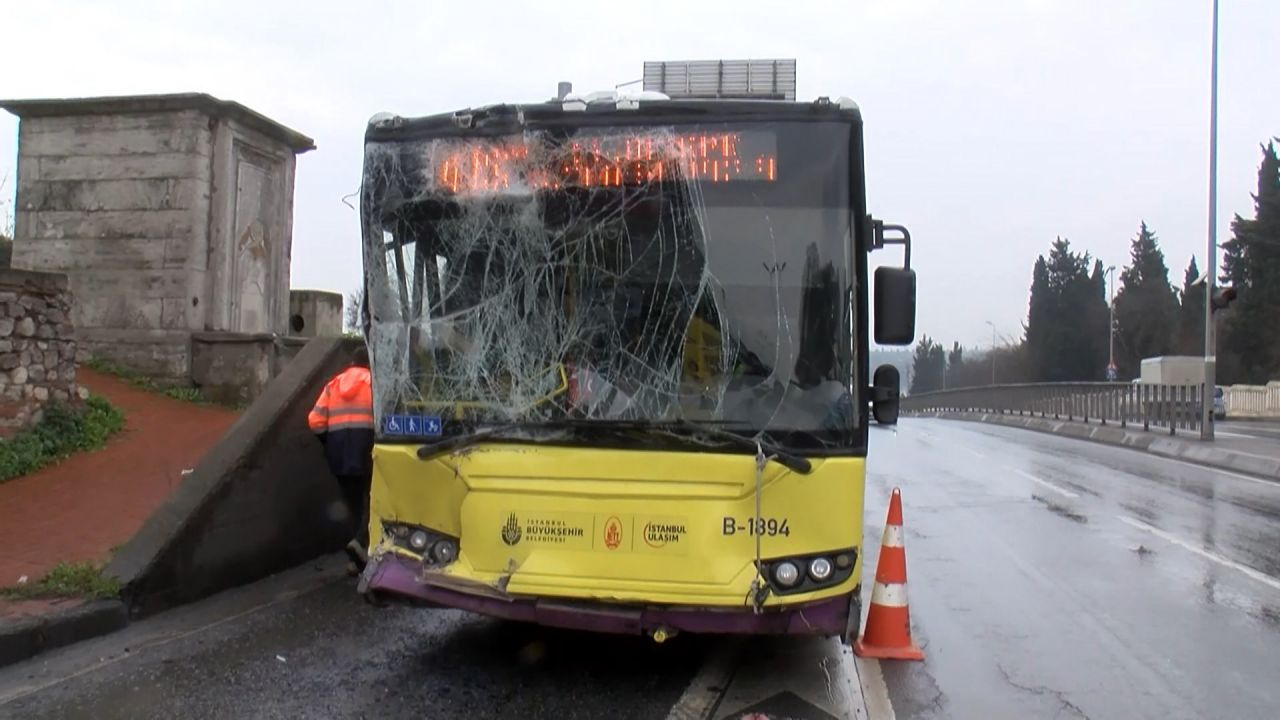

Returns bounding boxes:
[360,119,857,449]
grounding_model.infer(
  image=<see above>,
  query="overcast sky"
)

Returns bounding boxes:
[3,0,1276,350]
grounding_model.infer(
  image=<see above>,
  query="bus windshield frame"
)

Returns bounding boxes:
[359,115,862,454]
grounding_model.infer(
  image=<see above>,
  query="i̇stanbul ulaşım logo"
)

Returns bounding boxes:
[502,513,522,546]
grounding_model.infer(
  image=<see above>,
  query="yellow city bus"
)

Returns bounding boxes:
[354,88,915,643]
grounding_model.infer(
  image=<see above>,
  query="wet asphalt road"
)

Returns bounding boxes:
[3,418,1279,719]
[0,564,712,720]
[867,419,1280,720]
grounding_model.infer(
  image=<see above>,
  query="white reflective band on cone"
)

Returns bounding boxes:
[880,524,905,548]
[869,582,909,608]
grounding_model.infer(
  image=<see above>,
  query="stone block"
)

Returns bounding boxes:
[0,356,17,371]
[18,296,47,312]
[28,367,45,383]
[23,178,199,213]
[0,341,11,353]
[15,318,36,337]
[19,125,207,157]
[0,292,15,303]
[0,319,13,337]
[38,153,199,182]
[43,350,59,368]
[36,324,55,339]
[24,209,192,242]
[10,367,27,385]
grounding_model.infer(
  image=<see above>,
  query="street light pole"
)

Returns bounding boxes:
[1200,0,1219,441]
[985,321,996,386]
[1107,265,1116,378]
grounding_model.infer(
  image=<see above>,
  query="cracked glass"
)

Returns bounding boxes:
[360,114,858,451]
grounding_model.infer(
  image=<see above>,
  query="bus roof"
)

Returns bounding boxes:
[364,96,862,143]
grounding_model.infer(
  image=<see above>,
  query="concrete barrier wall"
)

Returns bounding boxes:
[107,335,362,618]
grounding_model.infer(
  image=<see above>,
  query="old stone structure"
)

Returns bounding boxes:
[0,93,315,382]
[0,268,81,434]
[288,289,344,337]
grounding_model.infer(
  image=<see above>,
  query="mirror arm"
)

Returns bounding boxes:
[868,216,912,269]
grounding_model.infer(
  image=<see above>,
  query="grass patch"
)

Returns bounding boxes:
[0,561,121,601]
[84,358,218,405]
[0,395,125,483]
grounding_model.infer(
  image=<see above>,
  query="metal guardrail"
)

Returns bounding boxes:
[901,382,1206,435]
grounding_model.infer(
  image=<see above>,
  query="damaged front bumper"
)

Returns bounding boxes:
[357,552,855,637]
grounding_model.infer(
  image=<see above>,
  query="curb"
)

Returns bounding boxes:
[0,599,128,669]
[917,411,1280,483]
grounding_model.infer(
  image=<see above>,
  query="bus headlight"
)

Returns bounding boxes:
[409,530,430,551]
[432,540,458,564]
[808,557,833,582]
[774,561,801,587]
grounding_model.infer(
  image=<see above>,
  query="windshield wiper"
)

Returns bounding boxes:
[542,418,813,474]
[415,418,812,474]
[415,421,545,461]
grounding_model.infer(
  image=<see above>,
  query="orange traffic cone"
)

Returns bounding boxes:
[854,487,924,660]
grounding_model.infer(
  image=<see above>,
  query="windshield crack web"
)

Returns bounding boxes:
[360,122,853,446]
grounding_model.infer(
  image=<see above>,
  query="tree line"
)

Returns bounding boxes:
[911,140,1280,394]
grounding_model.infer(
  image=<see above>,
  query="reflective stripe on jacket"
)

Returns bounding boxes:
[309,366,375,477]
[309,366,374,432]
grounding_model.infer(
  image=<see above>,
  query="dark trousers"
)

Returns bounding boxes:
[337,473,371,548]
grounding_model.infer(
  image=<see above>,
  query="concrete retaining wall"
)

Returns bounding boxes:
[106,335,362,618]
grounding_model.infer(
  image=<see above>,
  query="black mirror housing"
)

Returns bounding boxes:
[874,267,916,345]
[871,364,901,424]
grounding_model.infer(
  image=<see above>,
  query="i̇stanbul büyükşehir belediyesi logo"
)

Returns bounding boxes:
[502,513,522,546]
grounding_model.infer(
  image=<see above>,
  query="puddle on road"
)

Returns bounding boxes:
[1031,494,1088,524]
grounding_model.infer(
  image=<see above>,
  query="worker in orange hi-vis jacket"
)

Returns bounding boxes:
[308,345,375,574]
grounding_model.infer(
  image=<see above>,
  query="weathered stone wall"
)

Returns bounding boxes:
[190,332,309,406]
[11,110,210,378]
[288,290,344,337]
[0,269,80,434]
[2,94,314,382]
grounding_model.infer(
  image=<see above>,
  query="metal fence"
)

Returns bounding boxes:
[900,382,1205,435]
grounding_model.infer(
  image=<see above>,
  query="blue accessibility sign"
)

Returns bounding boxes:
[383,414,443,437]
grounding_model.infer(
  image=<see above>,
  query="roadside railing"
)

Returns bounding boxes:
[901,382,1205,435]
[1222,382,1280,419]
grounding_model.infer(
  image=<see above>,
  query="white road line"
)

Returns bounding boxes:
[1214,431,1260,439]
[854,653,897,720]
[1118,515,1280,593]
[1015,469,1080,499]
[664,637,741,720]
[829,641,874,720]
[1148,454,1279,489]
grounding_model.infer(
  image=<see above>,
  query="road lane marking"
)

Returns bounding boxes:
[1146,455,1278,489]
[1016,469,1079,499]
[670,636,890,720]
[854,653,896,720]
[665,638,740,720]
[962,447,987,459]
[1118,515,1280,593]
[1214,431,1260,439]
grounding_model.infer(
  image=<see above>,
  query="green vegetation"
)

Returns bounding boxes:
[0,395,125,483]
[84,357,214,405]
[0,561,121,600]
[912,137,1280,390]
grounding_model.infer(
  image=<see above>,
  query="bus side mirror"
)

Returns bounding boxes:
[871,364,901,424]
[874,266,916,345]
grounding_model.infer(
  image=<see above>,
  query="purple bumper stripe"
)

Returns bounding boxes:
[363,554,851,636]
